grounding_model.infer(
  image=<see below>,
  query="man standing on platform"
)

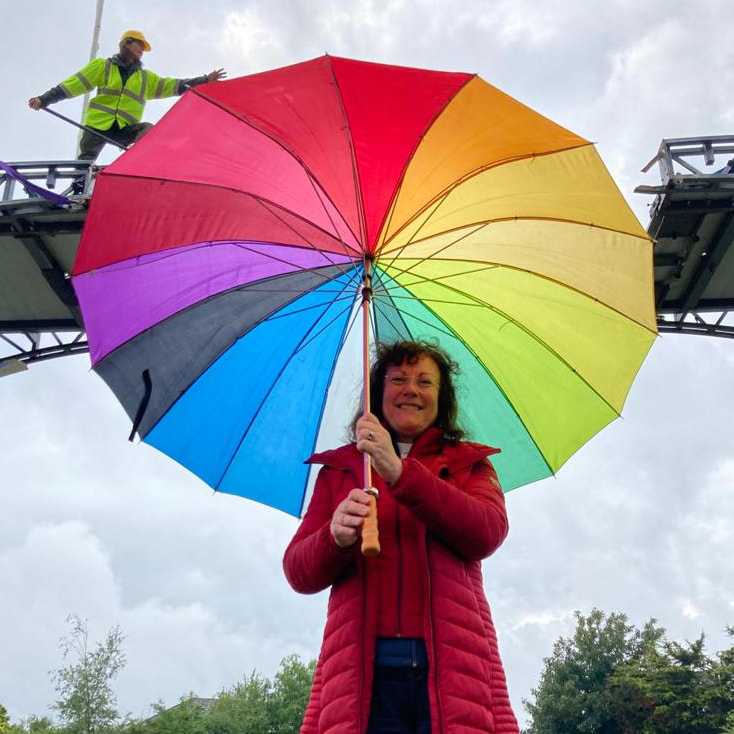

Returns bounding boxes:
[29,29,226,162]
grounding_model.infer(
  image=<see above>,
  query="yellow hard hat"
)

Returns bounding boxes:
[119,29,151,52]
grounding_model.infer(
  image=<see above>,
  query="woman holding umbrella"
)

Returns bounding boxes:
[283,340,519,734]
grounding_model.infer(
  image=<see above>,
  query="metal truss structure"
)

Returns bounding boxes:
[2,144,734,378]
[0,160,95,374]
[636,136,734,339]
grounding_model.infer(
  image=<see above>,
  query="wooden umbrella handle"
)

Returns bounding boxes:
[361,488,380,557]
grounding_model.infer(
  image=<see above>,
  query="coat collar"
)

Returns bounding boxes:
[110,53,143,72]
[307,426,499,474]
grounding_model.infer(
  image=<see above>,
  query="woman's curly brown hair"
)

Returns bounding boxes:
[349,339,466,442]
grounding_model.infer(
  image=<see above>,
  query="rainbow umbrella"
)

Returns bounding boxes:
[72,55,656,518]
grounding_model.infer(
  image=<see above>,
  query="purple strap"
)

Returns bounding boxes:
[0,161,72,206]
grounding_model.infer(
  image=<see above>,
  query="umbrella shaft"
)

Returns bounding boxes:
[361,257,373,488]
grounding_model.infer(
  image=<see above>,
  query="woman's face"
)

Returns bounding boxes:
[382,355,440,442]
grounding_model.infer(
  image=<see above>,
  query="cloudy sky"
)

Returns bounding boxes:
[3,0,734,728]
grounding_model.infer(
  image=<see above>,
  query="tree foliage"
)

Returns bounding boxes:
[123,655,315,734]
[7,717,58,734]
[524,610,734,734]
[6,612,315,734]
[124,698,210,734]
[267,655,317,734]
[51,614,126,734]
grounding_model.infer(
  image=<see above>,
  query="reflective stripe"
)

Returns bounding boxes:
[88,101,118,115]
[113,107,139,125]
[121,87,146,104]
[59,57,181,129]
[73,72,94,92]
[88,101,138,125]
[139,70,148,98]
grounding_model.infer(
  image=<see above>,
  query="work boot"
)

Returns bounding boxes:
[71,177,86,195]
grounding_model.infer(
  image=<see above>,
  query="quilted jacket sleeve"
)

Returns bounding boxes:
[389,455,508,561]
[282,466,357,594]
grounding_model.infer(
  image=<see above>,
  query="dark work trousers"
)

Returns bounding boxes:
[78,120,152,160]
[366,639,431,734]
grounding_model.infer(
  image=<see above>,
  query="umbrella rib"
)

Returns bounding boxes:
[288,291,360,356]
[103,171,362,261]
[390,215,652,251]
[191,83,365,249]
[367,277,548,478]
[260,290,356,325]
[250,197,362,278]
[374,213,651,314]
[376,73,476,256]
[90,237,363,296]
[371,293,458,343]
[96,173,365,286]
[380,142,594,252]
[380,271,627,418]
[326,55,369,251]
[144,284,360,449]
[375,252,656,333]
[378,212,648,289]
[368,278,551,474]
[213,275,358,490]
[375,221,487,279]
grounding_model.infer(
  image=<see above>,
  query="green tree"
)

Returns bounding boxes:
[610,627,734,733]
[267,655,316,734]
[6,716,59,734]
[207,655,314,734]
[713,627,734,727]
[124,697,210,734]
[120,654,316,734]
[51,614,126,734]
[525,610,734,734]
[523,608,664,734]
[0,705,10,733]
[209,672,272,734]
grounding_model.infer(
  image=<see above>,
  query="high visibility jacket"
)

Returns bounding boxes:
[58,58,185,130]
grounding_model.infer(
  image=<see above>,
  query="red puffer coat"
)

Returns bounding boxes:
[283,427,519,734]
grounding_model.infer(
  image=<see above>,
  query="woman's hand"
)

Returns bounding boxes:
[330,488,372,548]
[356,413,403,484]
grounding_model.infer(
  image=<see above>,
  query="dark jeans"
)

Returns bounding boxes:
[367,668,431,733]
[367,639,431,733]
[78,120,152,160]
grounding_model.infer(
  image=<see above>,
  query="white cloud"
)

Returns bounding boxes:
[220,8,287,71]
[509,609,576,632]
[681,600,702,620]
[5,1,734,730]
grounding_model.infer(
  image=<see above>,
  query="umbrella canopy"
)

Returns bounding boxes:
[72,55,656,517]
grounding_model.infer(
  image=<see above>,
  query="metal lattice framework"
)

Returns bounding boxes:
[0,160,95,375]
[2,144,734,379]
[636,136,734,339]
